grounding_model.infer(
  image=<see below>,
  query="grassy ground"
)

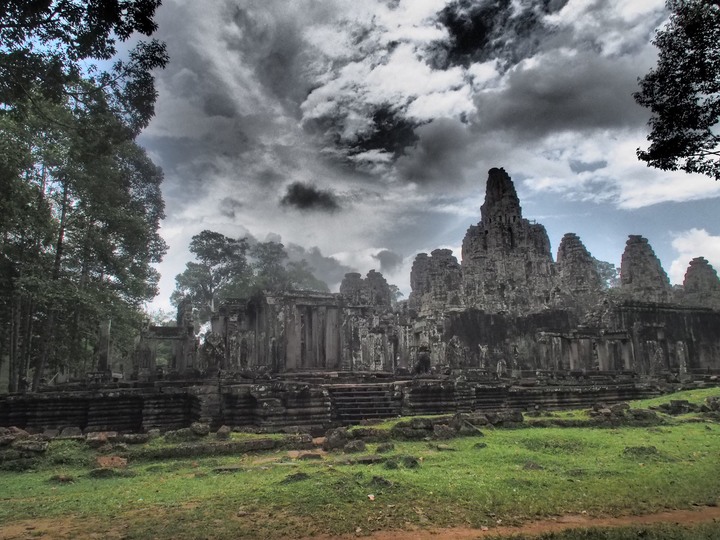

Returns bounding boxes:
[0,387,719,539]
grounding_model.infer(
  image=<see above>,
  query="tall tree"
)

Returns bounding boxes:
[0,1,167,391]
[171,231,252,323]
[0,93,167,390]
[634,0,720,181]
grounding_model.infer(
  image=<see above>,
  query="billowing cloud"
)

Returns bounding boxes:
[397,118,473,184]
[474,50,653,137]
[280,182,341,212]
[373,249,404,273]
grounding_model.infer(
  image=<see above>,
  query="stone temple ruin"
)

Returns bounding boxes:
[2,168,719,433]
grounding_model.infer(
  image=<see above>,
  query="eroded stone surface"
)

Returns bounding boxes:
[408,249,463,314]
[555,232,604,311]
[461,168,556,315]
[340,270,392,307]
[681,257,720,309]
[619,235,671,302]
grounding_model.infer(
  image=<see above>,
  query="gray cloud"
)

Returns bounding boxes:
[280,182,341,212]
[219,197,243,218]
[396,118,473,184]
[373,249,404,273]
[430,0,568,69]
[286,243,355,287]
[473,52,652,138]
[143,0,720,312]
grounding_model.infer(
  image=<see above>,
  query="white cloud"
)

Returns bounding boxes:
[669,229,720,284]
[468,59,501,88]
[406,87,475,121]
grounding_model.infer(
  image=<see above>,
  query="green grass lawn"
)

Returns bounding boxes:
[0,387,719,539]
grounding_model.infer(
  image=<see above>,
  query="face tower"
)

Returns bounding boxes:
[461,168,556,314]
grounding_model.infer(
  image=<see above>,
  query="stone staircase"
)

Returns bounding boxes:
[474,385,510,411]
[326,383,400,424]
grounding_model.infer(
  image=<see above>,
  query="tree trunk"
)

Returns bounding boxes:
[32,181,69,391]
[8,294,21,392]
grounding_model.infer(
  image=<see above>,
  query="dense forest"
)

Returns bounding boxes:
[0,1,168,391]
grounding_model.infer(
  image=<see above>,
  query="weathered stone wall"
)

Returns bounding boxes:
[598,303,720,374]
[209,277,399,375]
[441,309,575,373]
[0,378,669,432]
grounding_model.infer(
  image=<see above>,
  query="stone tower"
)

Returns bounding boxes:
[340,270,392,307]
[681,257,720,309]
[461,168,555,314]
[619,235,672,302]
[408,248,463,314]
[555,232,604,312]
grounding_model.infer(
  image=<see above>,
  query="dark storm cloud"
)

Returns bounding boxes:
[202,92,237,118]
[304,104,420,161]
[569,160,608,174]
[373,249,404,273]
[474,52,652,138]
[396,118,472,184]
[350,106,420,158]
[429,0,568,69]
[280,182,341,212]
[286,243,355,286]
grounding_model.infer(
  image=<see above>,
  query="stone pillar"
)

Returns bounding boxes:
[96,319,112,372]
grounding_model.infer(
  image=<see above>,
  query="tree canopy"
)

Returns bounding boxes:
[0,0,167,391]
[0,0,167,132]
[172,231,330,325]
[634,0,720,181]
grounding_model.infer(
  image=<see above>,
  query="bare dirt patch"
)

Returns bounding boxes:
[2,504,719,539]
[304,505,720,540]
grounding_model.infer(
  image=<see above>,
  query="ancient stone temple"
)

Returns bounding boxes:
[3,167,719,434]
[189,167,720,380]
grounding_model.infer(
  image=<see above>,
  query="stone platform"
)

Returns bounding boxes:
[1,372,708,434]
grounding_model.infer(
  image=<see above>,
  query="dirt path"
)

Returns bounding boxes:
[305,505,720,540]
[2,505,719,539]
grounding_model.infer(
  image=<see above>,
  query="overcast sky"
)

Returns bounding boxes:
[140,0,720,312]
